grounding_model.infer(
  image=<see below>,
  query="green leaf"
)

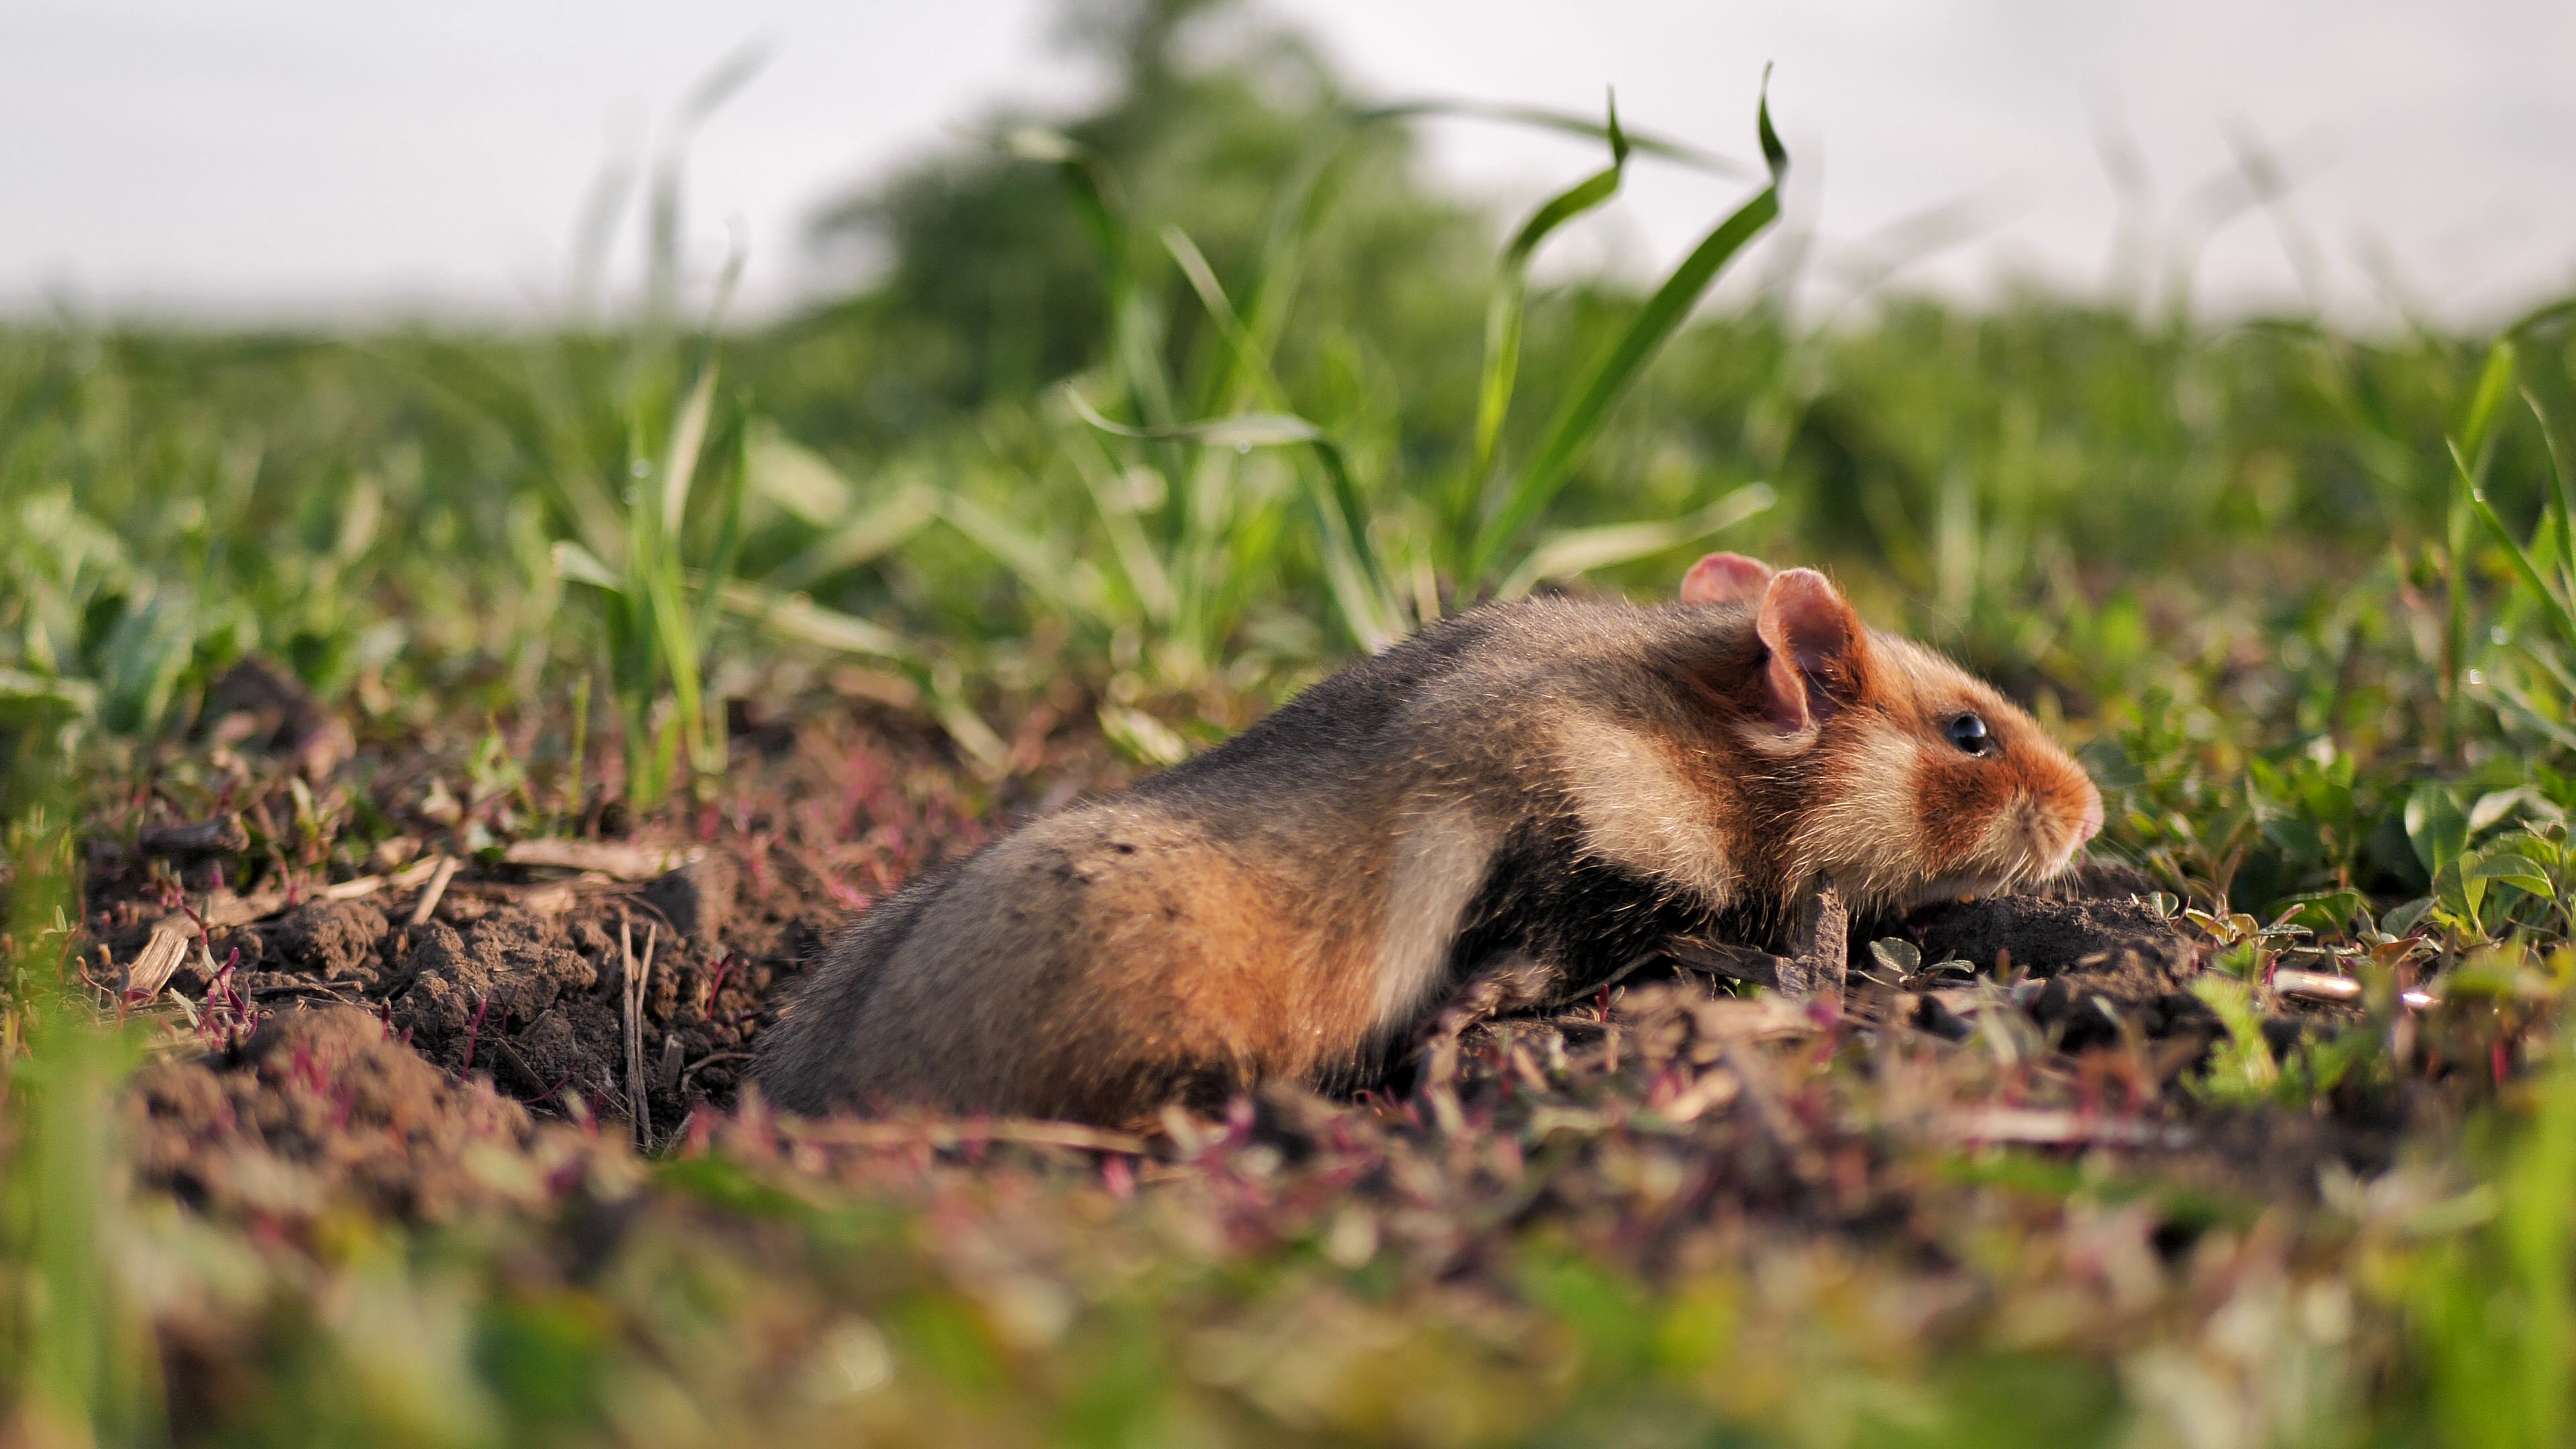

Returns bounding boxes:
[95,590,198,735]
[2380,897,2436,938]
[2189,975,2279,1102]
[0,667,98,723]
[2469,787,2559,834]
[1868,938,1922,979]
[2407,784,2470,878]
[2465,850,2555,899]
[2275,889,2369,936]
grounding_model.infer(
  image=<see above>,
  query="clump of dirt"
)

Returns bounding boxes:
[266,898,391,983]
[1913,892,2196,978]
[396,908,606,1088]
[1909,892,2212,1049]
[127,1008,549,1222]
[84,700,1110,1214]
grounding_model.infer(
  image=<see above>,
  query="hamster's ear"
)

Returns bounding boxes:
[1680,551,1773,605]
[1753,568,1862,733]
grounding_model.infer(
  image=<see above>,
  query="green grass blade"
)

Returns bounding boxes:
[1011,125,1173,432]
[2523,385,2576,599]
[2456,439,2576,654]
[1301,466,1401,651]
[2460,339,2518,473]
[765,484,939,594]
[642,543,705,773]
[1473,95,1631,486]
[2504,295,2576,341]
[717,580,912,662]
[936,490,1092,620]
[1007,127,1124,274]
[1355,99,1749,178]
[1224,92,1748,419]
[746,425,855,526]
[1067,443,1177,624]
[1230,133,1356,413]
[1492,482,1774,602]
[379,339,628,564]
[1063,387,1321,447]
[551,540,622,590]
[1466,78,1787,584]
[927,668,1012,775]
[1065,388,1395,638]
[1301,432,1397,647]
[688,411,749,684]
[1165,224,1293,416]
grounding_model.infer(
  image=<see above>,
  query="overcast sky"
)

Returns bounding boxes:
[6,0,2571,328]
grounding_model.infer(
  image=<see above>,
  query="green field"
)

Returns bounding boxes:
[9,6,2576,1445]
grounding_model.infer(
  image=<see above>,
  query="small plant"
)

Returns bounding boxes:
[536,54,925,804]
[550,362,748,811]
[947,81,1786,680]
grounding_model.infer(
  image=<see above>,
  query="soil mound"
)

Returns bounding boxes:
[128,1007,543,1222]
[1910,891,2212,1048]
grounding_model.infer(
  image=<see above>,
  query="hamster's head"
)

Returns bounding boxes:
[1682,552,2104,911]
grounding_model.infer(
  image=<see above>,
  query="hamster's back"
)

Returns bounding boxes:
[755,606,1545,1121]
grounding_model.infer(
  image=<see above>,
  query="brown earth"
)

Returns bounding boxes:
[78,676,2394,1232]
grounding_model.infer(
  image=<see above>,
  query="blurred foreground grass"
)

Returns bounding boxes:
[11,0,2576,1441]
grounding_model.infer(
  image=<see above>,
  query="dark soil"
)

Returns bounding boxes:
[83,696,1087,1208]
[1910,892,2214,1049]
[129,1006,549,1222]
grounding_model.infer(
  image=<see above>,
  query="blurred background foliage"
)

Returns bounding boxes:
[3,0,2576,983]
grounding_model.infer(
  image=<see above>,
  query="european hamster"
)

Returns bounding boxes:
[757,553,2103,1125]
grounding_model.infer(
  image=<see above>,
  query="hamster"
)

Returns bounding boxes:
[755,553,2103,1126]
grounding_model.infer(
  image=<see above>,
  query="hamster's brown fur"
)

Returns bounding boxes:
[756,555,2102,1125]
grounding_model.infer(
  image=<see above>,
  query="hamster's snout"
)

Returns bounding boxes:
[2039,769,2104,873]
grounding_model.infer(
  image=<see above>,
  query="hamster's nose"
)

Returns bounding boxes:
[2077,785,2104,843]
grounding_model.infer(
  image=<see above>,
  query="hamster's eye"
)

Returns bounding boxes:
[1945,712,1994,756]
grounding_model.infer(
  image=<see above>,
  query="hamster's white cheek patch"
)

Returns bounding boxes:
[1798,728,1927,908]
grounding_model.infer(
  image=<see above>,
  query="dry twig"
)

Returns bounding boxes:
[408,855,460,926]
